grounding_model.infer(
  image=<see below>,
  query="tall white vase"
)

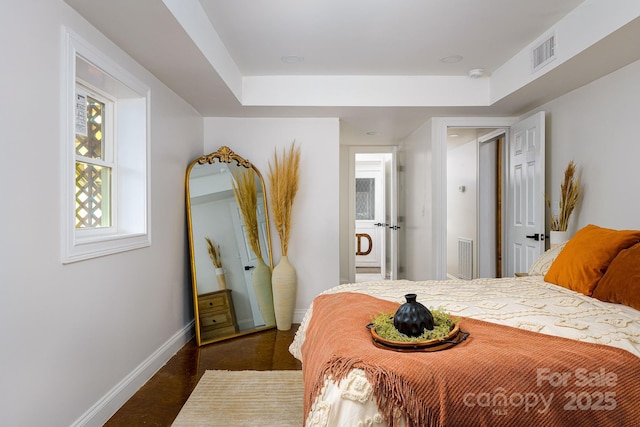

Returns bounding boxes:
[252,258,276,327]
[549,230,569,249]
[272,255,297,331]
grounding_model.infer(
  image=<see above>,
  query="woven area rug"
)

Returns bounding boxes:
[172,370,304,426]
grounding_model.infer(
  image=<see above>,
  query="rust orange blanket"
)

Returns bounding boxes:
[301,292,640,427]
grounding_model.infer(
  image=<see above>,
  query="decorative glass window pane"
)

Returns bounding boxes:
[75,96,104,159]
[75,162,111,228]
[355,178,375,220]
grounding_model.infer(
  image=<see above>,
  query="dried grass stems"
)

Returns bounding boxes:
[268,142,301,256]
[205,237,222,269]
[231,168,263,259]
[551,160,582,231]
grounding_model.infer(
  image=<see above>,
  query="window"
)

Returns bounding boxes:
[355,178,375,220]
[75,87,113,229]
[62,29,150,263]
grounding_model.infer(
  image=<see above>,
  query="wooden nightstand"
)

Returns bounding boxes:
[198,289,238,341]
[514,272,529,277]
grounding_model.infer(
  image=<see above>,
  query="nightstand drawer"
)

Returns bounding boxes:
[196,289,238,339]
[200,311,234,330]
[200,325,237,341]
[198,291,230,313]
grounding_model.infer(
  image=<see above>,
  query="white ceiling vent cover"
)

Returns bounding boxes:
[532,33,557,73]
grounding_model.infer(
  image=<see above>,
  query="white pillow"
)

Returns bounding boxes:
[528,241,568,276]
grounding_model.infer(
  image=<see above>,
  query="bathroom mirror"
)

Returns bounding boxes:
[186,146,275,346]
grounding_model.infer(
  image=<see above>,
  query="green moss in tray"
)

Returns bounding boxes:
[371,308,457,343]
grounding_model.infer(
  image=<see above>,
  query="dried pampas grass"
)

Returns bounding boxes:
[551,160,582,231]
[268,142,301,256]
[231,168,263,259]
[205,237,222,269]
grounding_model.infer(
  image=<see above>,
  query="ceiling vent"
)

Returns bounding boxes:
[532,32,557,73]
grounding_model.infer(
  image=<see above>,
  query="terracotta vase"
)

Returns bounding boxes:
[252,258,275,327]
[272,255,297,331]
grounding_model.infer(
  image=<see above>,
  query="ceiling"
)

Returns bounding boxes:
[200,0,582,77]
[64,0,640,142]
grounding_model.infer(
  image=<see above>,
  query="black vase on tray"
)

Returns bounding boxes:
[394,293,434,337]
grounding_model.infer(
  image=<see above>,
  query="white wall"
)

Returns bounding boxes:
[0,1,203,425]
[399,120,435,280]
[534,58,640,232]
[339,144,351,283]
[203,118,340,320]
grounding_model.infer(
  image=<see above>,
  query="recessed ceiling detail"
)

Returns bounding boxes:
[63,0,640,141]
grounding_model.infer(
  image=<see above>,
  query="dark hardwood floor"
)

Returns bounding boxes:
[105,325,302,427]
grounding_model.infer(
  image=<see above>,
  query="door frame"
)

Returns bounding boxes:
[478,129,506,278]
[348,146,398,283]
[432,117,518,280]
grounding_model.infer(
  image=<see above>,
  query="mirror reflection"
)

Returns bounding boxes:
[186,146,275,346]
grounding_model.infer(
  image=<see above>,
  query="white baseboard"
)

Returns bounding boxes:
[71,320,195,427]
[293,308,308,325]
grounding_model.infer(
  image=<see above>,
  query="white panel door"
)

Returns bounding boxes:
[386,151,398,280]
[355,169,383,268]
[355,222,380,267]
[506,111,546,277]
[230,196,269,328]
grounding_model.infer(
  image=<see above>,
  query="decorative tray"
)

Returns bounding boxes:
[366,322,469,353]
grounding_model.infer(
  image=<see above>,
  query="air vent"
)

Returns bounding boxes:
[457,238,473,280]
[532,33,556,72]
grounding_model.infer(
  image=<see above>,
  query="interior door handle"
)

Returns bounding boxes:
[525,233,543,241]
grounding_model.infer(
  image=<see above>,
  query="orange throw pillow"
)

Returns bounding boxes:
[592,243,640,311]
[544,224,640,296]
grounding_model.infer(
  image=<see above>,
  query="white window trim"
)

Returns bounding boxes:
[61,28,151,263]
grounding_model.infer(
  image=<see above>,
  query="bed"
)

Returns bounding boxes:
[290,225,640,426]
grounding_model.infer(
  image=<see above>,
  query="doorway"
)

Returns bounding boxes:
[443,112,545,280]
[446,128,505,280]
[348,147,398,283]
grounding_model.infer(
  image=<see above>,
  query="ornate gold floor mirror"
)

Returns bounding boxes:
[186,146,276,346]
